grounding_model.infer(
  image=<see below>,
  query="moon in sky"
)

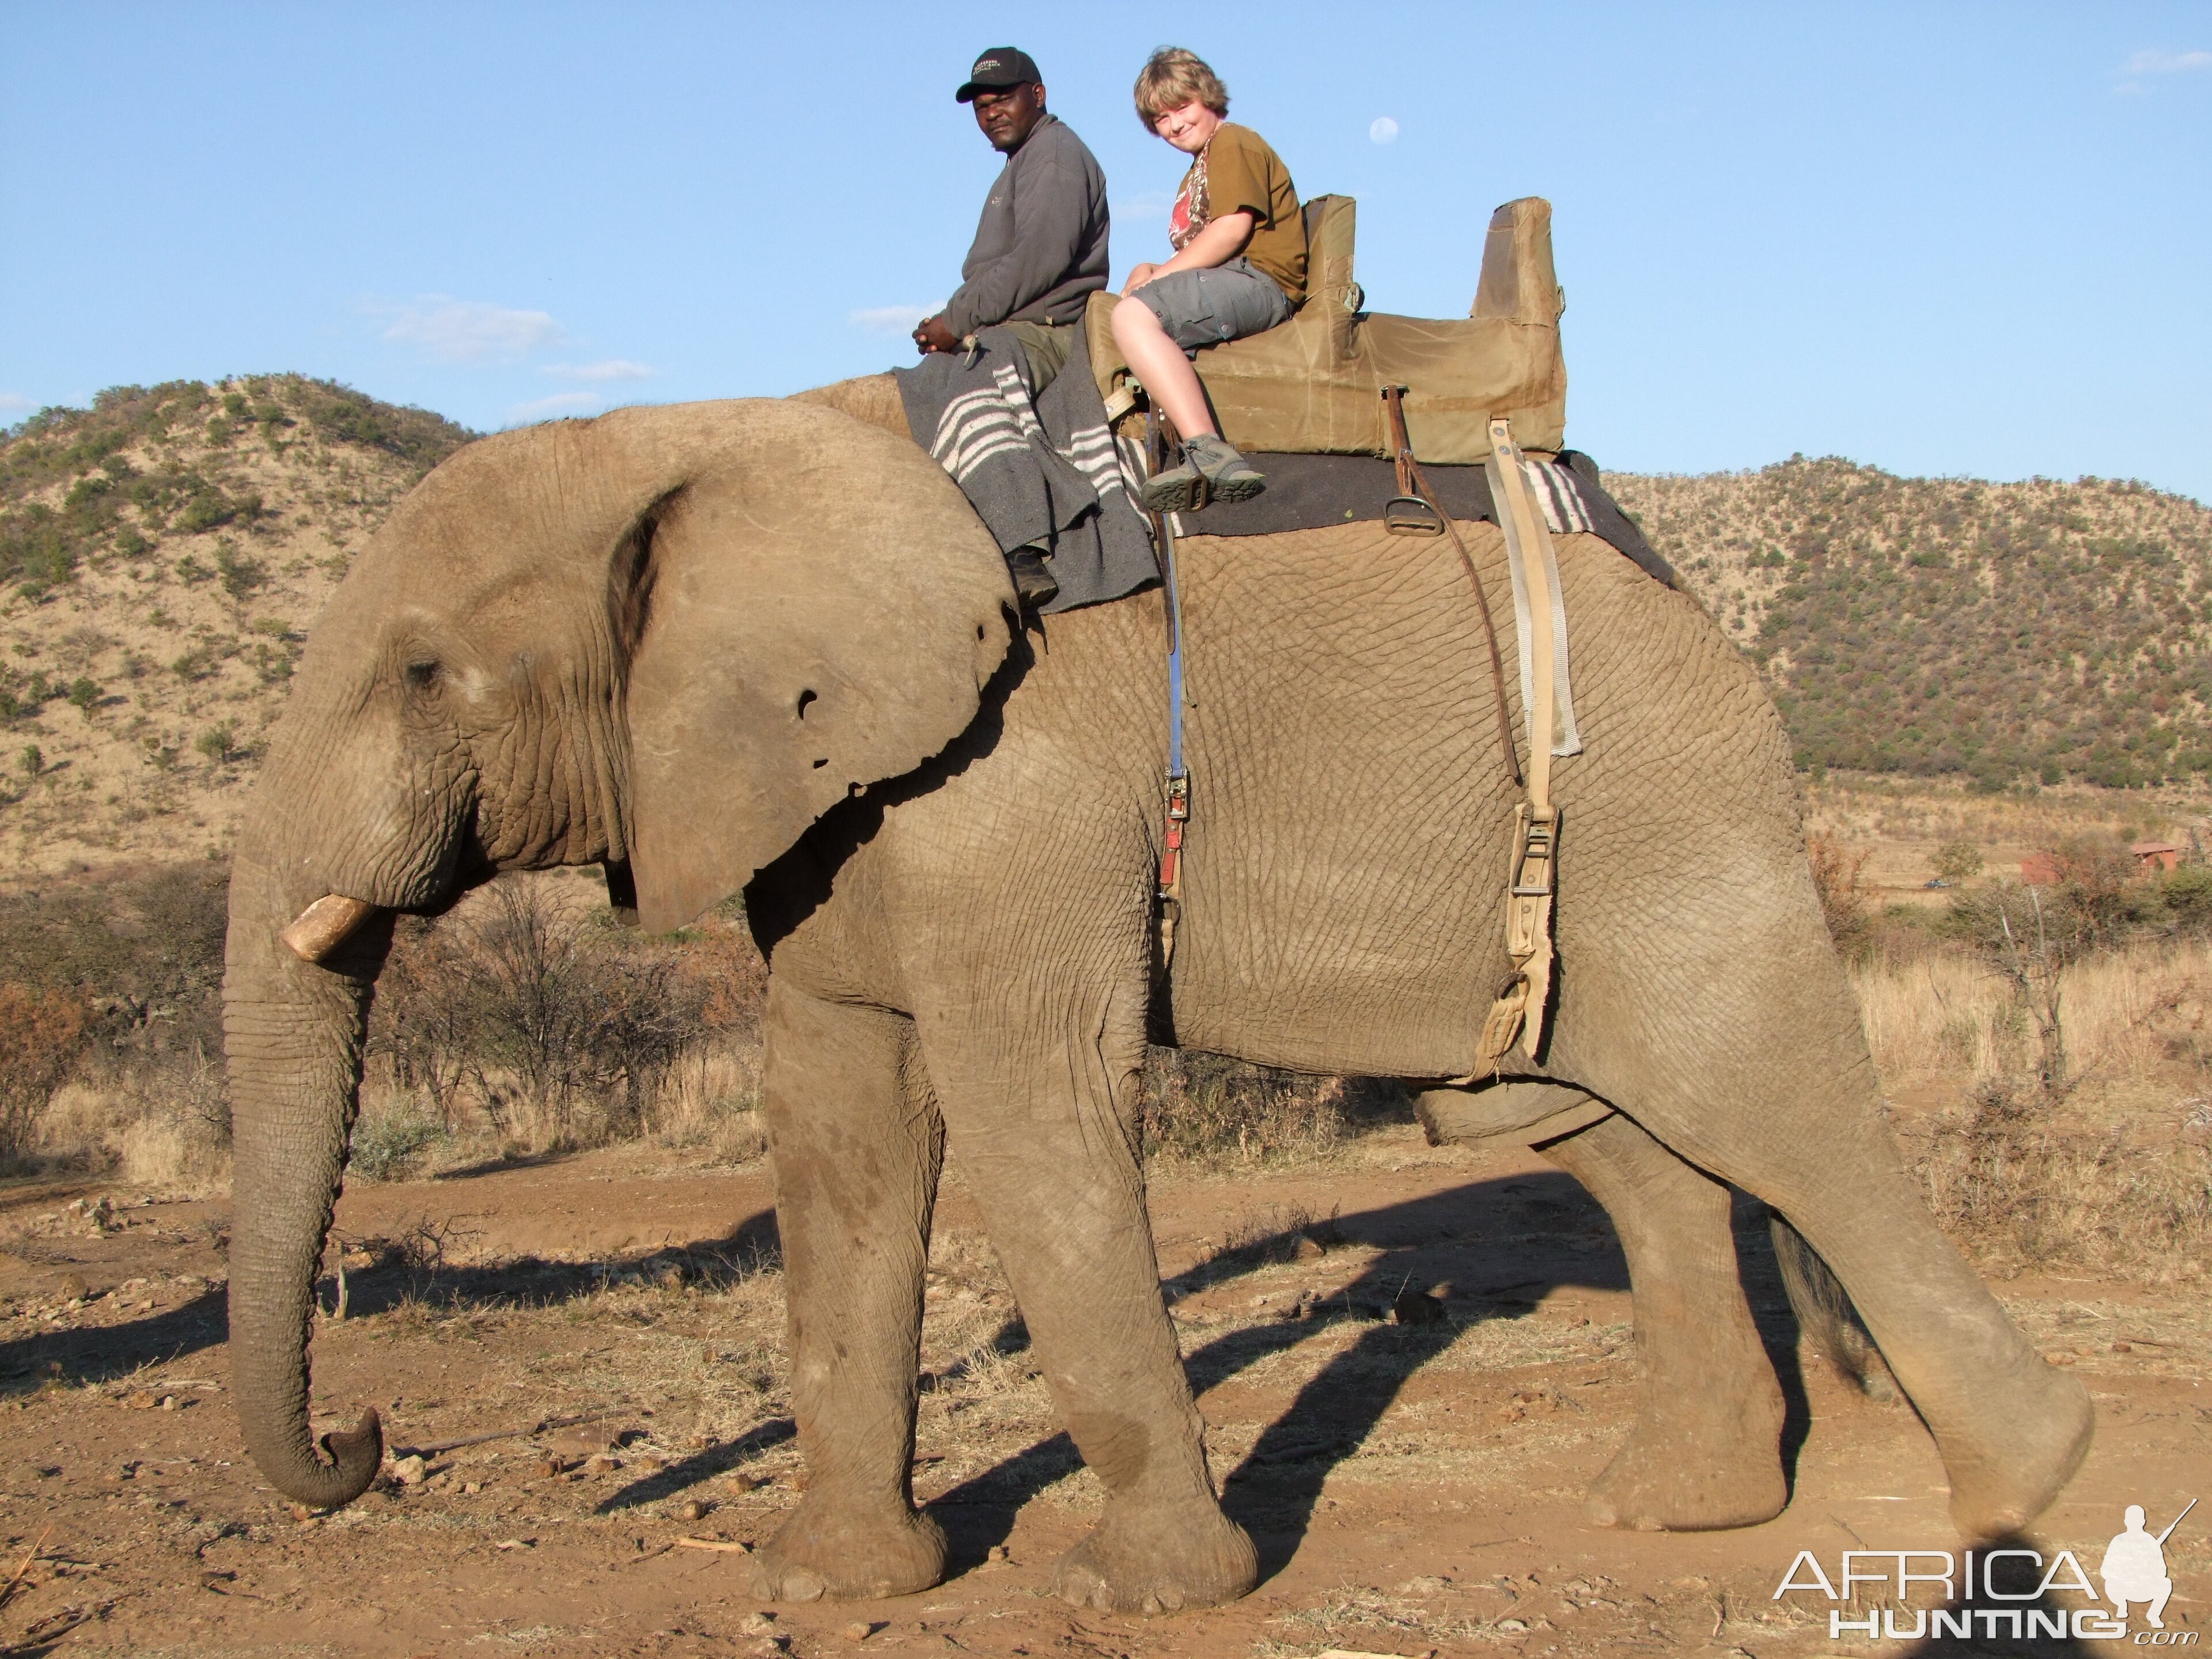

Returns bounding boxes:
[1369,116,1399,144]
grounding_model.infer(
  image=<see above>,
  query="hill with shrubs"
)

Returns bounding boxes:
[0,376,472,877]
[1608,459,2212,790]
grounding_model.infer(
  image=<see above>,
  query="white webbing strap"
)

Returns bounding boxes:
[1477,418,1562,1064]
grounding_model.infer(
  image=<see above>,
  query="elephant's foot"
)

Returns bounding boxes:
[1584,1369,1789,1532]
[1050,1495,1258,1615]
[1938,1362,2094,1539]
[1584,1415,1787,1532]
[747,1491,947,1603]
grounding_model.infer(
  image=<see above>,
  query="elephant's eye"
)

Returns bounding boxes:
[403,661,440,692]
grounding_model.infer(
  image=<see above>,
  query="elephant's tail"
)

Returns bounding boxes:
[1770,1211,1899,1402]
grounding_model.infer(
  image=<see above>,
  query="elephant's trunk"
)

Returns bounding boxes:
[223,844,393,1508]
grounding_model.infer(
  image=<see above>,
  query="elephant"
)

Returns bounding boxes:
[221,386,2092,1615]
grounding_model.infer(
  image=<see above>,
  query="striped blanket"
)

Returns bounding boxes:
[1159,448,1673,590]
[894,327,1158,615]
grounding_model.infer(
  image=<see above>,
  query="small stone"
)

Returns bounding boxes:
[842,1620,874,1642]
[160,1395,179,1411]
[462,1481,482,1495]
[675,1499,706,1522]
[1294,1233,1327,1260]
[1390,1287,1446,1326]
[126,1391,158,1410]
[1498,1617,1529,1632]
[584,1453,622,1475]
[389,1454,429,1486]
[58,1272,88,1301]
[539,1457,567,1478]
[987,1544,1009,1562]
[2113,1340,2133,1353]
[740,1611,778,1634]
[727,1471,762,1491]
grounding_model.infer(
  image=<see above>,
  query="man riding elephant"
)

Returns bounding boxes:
[907,48,1111,608]
[911,47,1109,394]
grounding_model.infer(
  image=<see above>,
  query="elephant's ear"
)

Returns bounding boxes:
[619,404,1013,933]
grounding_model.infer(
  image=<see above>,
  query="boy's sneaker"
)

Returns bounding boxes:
[1140,434,1266,514]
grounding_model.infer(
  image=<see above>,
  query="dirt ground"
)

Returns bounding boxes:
[2,1126,2207,1658]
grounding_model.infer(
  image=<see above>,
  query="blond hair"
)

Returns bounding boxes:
[1133,47,1229,132]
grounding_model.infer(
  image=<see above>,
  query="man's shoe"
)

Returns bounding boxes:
[1139,434,1266,514]
[1007,548,1059,608]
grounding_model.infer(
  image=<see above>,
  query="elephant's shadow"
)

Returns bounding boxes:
[920,1175,1816,1583]
[12,1174,1818,1591]
[0,1210,783,1396]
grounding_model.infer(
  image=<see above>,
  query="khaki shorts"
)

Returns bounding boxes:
[1132,257,1291,354]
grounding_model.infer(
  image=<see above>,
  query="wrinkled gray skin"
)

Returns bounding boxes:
[224,392,2092,1614]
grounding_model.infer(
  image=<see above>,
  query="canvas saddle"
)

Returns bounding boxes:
[1086,195,1567,464]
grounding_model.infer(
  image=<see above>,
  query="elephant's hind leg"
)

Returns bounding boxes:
[752,980,948,1602]
[1580,957,2092,1539]
[1537,1113,1787,1531]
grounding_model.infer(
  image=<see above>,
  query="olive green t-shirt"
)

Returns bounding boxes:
[1173,122,1306,305]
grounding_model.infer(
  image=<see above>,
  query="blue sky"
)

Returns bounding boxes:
[3,3,2207,499]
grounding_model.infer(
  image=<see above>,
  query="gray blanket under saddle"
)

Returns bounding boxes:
[1177,449,1674,589]
[895,328,1160,615]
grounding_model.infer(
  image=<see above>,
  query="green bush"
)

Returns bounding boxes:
[2158,865,2212,931]
[175,488,238,533]
[213,539,260,599]
[348,1098,448,1181]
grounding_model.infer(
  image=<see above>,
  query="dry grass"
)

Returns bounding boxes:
[1853,938,2212,1279]
[1137,1051,1407,1171]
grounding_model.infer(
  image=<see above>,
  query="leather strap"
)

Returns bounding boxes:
[1477,418,1562,1064]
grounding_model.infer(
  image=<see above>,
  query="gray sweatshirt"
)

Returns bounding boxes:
[941,114,1109,338]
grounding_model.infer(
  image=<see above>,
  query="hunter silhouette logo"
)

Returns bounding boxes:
[1771,1498,2197,1642]
[2104,1499,2193,1631]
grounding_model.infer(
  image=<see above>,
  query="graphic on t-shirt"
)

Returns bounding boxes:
[1168,143,1210,253]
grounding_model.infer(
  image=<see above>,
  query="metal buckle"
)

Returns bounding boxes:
[1384,495,1444,536]
[1508,806,1559,898]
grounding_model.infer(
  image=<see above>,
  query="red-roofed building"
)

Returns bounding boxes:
[2132,840,2184,874]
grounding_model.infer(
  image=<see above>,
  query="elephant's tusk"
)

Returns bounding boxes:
[280,895,382,963]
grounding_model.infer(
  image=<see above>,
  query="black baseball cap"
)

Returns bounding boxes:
[956,47,1041,103]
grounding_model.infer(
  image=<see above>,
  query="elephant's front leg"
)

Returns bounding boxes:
[752,981,947,1601]
[922,1003,1258,1615]
[1537,1113,1788,1530]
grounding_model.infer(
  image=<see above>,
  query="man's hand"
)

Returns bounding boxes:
[1120,262,1162,297]
[912,314,961,355]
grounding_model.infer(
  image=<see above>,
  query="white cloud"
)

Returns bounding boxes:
[377,296,566,363]
[849,305,931,335]
[2122,48,2211,74]
[506,391,601,424]
[0,392,31,415]
[1111,191,1173,222]
[543,359,655,382]
[1369,116,1400,145]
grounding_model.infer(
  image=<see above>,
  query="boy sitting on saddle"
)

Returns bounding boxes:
[1113,48,1308,514]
